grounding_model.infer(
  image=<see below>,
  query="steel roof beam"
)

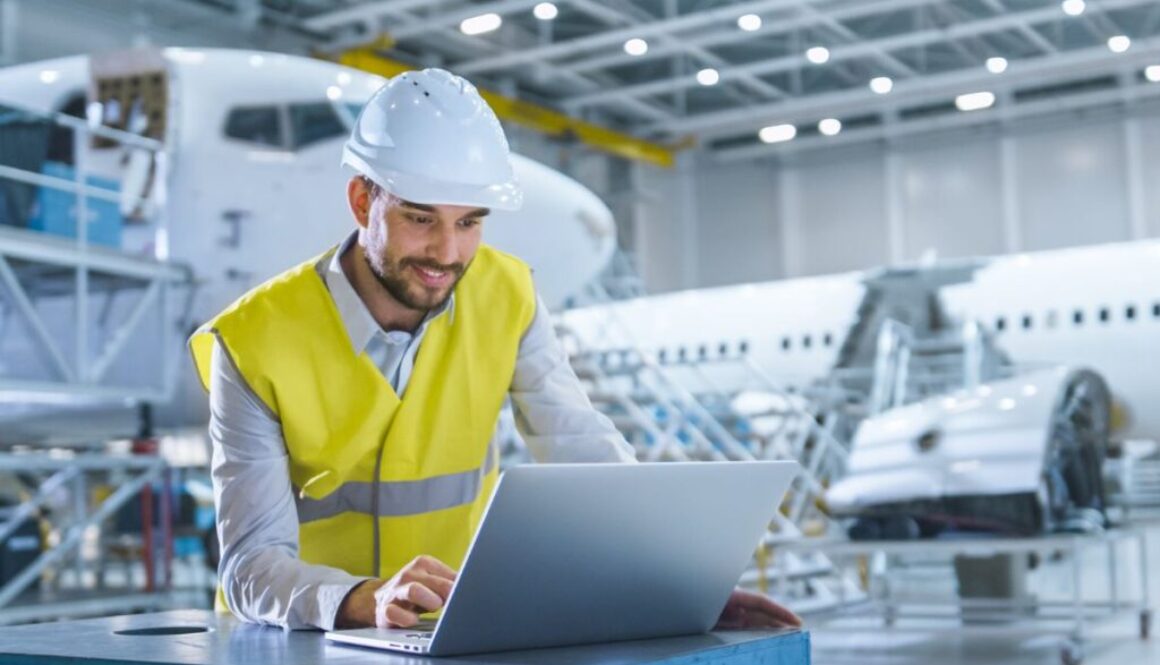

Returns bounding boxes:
[653,32,1160,139]
[560,0,940,75]
[567,0,1152,113]
[455,0,832,75]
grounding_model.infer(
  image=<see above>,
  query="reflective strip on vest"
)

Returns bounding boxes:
[294,441,498,524]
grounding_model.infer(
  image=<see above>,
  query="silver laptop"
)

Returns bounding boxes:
[325,461,799,657]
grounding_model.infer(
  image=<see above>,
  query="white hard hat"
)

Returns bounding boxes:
[342,68,523,211]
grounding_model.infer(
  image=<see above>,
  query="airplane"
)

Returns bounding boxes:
[0,47,617,440]
[557,240,1160,536]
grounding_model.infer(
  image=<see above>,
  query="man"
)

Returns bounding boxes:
[190,68,800,633]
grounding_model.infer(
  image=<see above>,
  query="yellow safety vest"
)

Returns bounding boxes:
[189,243,535,594]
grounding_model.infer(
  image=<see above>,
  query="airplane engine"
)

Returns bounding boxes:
[826,366,1111,539]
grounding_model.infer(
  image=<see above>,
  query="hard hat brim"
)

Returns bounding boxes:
[344,150,524,212]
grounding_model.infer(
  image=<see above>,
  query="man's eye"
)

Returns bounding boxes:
[409,215,434,225]
[459,218,482,228]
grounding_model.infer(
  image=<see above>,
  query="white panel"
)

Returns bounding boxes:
[897,139,1006,261]
[693,159,782,287]
[633,162,685,293]
[794,152,889,276]
[1015,120,1131,251]
[1138,113,1160,238]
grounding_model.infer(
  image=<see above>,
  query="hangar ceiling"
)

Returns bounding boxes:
[152,1,1160,156]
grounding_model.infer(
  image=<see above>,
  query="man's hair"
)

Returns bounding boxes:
[360,176,383,199]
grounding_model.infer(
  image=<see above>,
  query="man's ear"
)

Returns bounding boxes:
[347,177,372,229]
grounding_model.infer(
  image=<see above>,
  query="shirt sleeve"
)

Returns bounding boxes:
[509,295,638,464]
[208,339,371,630]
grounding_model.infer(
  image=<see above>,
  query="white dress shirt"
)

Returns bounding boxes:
[208,233,635,630]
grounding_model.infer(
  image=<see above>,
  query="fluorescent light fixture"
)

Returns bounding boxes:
[460,12,502,35]
[737,14,762,31]
[696,68,720,86]
[326,85,343,101]
[869,76,893,94]
[1061,0,1085,16]
[39,70,60,84]
[806,46,830,64]
[336,72,352,86]
[998,398,1017,411]
[1108,35,1131,53]
[955,91,996,112]
[624,38,648,56]
[1146,65,1160,82]
[818,118,842,136]
[533,2,558,20]
[758,124,796,143]
[985,56,1008,74]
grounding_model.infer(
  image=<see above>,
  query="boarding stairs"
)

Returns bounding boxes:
[552,289,866,614]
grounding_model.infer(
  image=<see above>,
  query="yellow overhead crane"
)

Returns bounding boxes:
[322,40,678,169]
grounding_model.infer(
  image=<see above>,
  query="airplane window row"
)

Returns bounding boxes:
[224,102,346,150]
[655,340,750,364]
[992,301,1160,333]
[781,332,835,352]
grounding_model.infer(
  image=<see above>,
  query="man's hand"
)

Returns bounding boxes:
[715,588,802,630]
[335,555,458,629]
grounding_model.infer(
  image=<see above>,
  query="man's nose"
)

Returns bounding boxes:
[428,223,458,266]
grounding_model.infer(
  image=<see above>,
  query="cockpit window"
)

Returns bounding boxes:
[224,106,283,147]
[289,102,345,150]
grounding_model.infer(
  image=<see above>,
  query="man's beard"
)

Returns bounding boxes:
[364,252,467,312]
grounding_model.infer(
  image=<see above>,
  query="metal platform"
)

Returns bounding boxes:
[774,528,1152,665]
[0,610,811,665]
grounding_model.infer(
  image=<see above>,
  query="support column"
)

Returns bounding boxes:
[1124,116,1148,240]
[885,149,905,265]
[778,159,801,279]
[999,132,1022,253]
[0,0,17,67]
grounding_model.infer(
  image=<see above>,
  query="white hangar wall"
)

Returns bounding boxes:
[631,104,1160,293]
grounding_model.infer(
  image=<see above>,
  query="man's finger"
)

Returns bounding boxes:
[413,555,458,581]
[397,581,444,612]
[729,590,803,627]
[413,571,455,600]
[383,603,420,628]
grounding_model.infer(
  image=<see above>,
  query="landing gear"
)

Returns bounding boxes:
[1036,371,1111,534]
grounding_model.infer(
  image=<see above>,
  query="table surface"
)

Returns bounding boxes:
[0,610,810,665]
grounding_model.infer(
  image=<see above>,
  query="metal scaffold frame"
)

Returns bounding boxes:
[0,99,190,404]
[0,453,174,625]
[775,528,1153,665]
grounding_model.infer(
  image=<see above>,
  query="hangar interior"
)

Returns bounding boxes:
[1,1,1160,664]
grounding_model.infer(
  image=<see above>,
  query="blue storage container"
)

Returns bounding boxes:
[26,161,123,249]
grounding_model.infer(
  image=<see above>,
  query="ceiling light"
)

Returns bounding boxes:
[336,72,352,86]
[624,38,648,56]
[1061,0,1085,17]
[533,2,558,20]
[1108,35,1131,53]
[758,124,796,144]
[460,12,502,35]
[806,46,830,64]
[737,14,762,32]
[39,70,60,84]
[818,118,842,136]
[869,76,893,94]
[248,54,265,67]
[696,68,720,86]
[326,85,343,101]
[985,57,1008,74]
[955,91,996,112]
[1146,65,1160,82]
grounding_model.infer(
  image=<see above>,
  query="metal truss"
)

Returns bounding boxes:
[164,0,1160,157]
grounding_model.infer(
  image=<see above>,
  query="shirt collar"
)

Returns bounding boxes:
[320,231,455,354]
